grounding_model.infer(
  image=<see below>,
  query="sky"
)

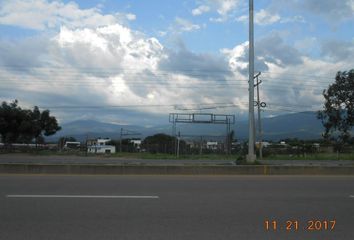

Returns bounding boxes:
[0,0,353,126]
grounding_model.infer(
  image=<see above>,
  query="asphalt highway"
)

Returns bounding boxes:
[0,154,235,165]
[1,175,353,240]
[1,154,354,166]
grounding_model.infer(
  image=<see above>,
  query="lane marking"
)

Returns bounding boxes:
[350,195,354,198]
[6,195,159,199]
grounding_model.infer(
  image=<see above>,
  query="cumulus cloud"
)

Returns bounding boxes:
[0,0,134,30]
[220,33,354,111]
[1,0,353,124]
[193,0,242,22]
[236,10,305,26]
[299,0,354,21]
[236,9,281,25]
[125,13,136,21]
[255,9,281,25]
[174,17,201,32]
[268,0,354,23]
[0,19,237,123]
[222,33,303,76]
[321,40,354,61]
[159,48,232,80]
[192,5,210,16]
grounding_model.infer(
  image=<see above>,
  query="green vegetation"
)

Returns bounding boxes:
[0,100,61,144]
[318,69,354,143]
[264,153,354,161]
[26,150,240,160]
[111,152,240,160]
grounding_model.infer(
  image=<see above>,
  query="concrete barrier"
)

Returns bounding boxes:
[1,163,354,175]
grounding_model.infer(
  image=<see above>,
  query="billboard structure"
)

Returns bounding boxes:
[169,113,236,154]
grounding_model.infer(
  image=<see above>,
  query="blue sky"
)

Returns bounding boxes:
[0,0,353,125]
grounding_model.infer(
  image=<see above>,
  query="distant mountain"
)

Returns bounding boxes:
[47,112,326,142]
[47,120,148,142]
[235,111,324,140]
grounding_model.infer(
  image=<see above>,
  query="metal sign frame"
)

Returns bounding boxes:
[169,113,235,125]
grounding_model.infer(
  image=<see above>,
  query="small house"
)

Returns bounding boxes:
[87,138,115,154]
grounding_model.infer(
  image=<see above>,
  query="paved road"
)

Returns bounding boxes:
[0,154,236,165]
[1,154,354,166]
[260,159,354,166]
[0,175,353,240]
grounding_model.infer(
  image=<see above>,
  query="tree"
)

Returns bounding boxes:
[0,100,26,143]
[34,108,61,143]
[317,70,354,143]
[0,100,61,144]
[143,133,176,153]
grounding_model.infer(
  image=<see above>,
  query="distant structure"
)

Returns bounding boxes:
[130,139,142,151]
[206,141,219,151]
[87,138,116,154]
[64,141,81,149]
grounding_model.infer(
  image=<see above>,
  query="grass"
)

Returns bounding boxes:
[264,153,354,161]
[3,150,241,160]
[3,149,354,161]
[110,152,240,160]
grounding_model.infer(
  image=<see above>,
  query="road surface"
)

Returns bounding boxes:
[0,175,353,239]
[1,154,354,166]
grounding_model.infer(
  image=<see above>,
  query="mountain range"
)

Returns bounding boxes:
[47,111,326,142]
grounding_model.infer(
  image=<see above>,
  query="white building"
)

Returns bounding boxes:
[87,138,115,154]
[130,139,142,151]
[206,141,218,150]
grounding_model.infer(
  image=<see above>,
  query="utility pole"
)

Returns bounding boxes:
[247,0,256,163]
[120,128,123,153]
[199,136,203,155]
[177,131,180,158]
[255,73,263,160]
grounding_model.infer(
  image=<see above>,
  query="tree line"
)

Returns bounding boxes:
[0,100,61,145]
[318,69,354,145]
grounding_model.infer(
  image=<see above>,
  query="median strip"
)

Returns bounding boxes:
[6,194,159,199]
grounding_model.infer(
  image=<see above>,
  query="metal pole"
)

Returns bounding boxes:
[120,128,122,153]
[256,76,263,160]
[173,119,177,156]
[177,131,180,158]
[247,0,256,163]
[200,136,203,155]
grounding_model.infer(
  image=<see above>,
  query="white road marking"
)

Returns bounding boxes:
[350,195,354,198]
[6,195,159,199]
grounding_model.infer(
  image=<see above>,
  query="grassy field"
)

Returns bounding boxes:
[264,153,354,160]
[110,152,242,160]
[2,149,354,161]
[17,150,241,160]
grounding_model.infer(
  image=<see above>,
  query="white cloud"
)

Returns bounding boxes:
[0,0,134,30]
[192,5,210,16]
[216,0,239,15]
[255,9,281,25]
[125,13,136,21]
[194,0,242,22]
[0,20,236,120]
[174,17,201,32]
[236,10,305,26]
[221,35,354,112]
[1,0,352,123]
[280,15,306,24]
[279,0,354,22]
[235,15,248,23]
